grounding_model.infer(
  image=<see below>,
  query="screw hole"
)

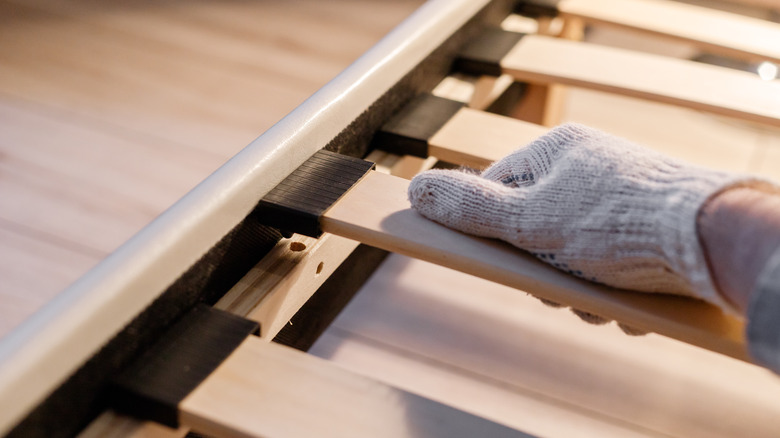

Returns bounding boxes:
[289,242,306,252]
[316,262,324,275]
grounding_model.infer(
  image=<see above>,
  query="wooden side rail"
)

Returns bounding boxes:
[556,0,780,64]
[458,33,780,127]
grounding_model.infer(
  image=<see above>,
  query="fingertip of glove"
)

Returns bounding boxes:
[408,170,440,209]
[408,169,474,208]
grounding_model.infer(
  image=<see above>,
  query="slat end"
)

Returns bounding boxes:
[455,28,525,76]
[108,305,259,428]
[253,150,375,237]
[372,94,465,157]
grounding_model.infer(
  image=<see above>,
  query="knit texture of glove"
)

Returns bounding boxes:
[408,123,763,313]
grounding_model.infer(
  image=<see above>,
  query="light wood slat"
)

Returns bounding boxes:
[753,132,780,181]
[501,35,780,127]
[428,107,548,169]
[179,337,526,438]
[558,0,780,63]
[560,88,760,173]
[314,254,780,438]
[432,74,518,112]
[77,411,188,438]
[320,171,747,361]
[312,332,653,438]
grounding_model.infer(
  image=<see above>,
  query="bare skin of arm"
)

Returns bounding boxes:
[698,187,780,315]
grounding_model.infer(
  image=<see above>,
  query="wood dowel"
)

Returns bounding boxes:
[558,0,780,64]
[320,171,749,362]
[501,35,780,127]
[179,338,525,438]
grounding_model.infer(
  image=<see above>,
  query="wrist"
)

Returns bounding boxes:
[697,186,780,315]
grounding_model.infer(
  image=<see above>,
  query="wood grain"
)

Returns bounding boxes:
[429,107,548,169]
[313,254,780,438]
[502,35,780,127]
[180,338,525,438]
[0,0,422,340]
[1,1,424,436]
[558,0,780,63]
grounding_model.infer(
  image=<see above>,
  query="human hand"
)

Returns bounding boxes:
[408,123,756,315]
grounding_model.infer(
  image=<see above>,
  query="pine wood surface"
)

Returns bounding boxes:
[181,338,525,438]
[429,107,548,169]
[558,0,780,63]
[502,35,780,127]
[311,254,780,438]
[0,0,423,338]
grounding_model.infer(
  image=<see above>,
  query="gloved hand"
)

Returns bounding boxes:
[408,123,761,317]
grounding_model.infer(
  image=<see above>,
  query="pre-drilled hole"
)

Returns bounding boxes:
[316,262,324,275]
[289,242,307,252]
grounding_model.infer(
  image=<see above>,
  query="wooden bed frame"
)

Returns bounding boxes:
[2,1,779,436]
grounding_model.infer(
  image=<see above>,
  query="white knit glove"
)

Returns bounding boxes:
[408,123,759,314]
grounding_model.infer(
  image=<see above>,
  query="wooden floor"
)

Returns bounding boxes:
[4,1,780,437]
[0,0,424,336]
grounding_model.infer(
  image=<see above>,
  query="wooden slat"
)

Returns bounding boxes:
[559,88,760,173]
[313,254,780,438]
[753,132,780,181]
[320,171,748,361]
[311,332,653,438]
[179,338,526,438]
[77,411,188,438]
[501,35,780,127]
[558,0,780,63]
[428,107,548,169]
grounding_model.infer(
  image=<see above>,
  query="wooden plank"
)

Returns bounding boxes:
[320,171,748,361]
[558,0,780,63]
[501,35,780,127]
[311,332,653,438]
[752,131,780,181]
[429,107,548,169]
[179,337,526,438]
[560,88,759,173]
[77,412,187,438]
[313,254,780,438]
